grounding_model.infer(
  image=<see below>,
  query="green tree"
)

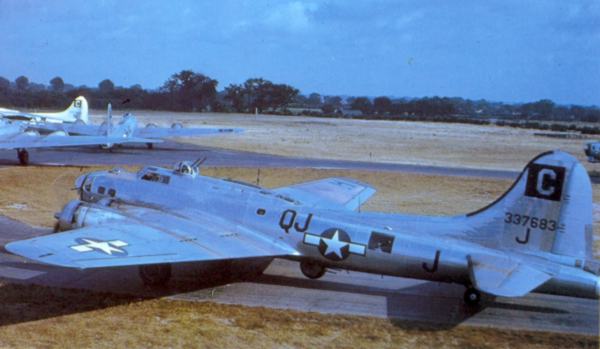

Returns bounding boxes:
[0,76,9,92]
[323,96,342,108]
[351,97,373,114]
[161,70,218,111]
[373,96,392,114]
[98,79,115,94]
[307,93,322,107]
[50,76,65,92]
[15,76,29,90]
[224,84,246,112]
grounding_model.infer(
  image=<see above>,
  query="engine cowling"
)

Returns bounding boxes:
[54,200,133,232]
[24,130,40,137]
[55,200,84,232]
[48,131,69,137]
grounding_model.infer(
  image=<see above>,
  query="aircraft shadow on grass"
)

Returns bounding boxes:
[0,258,570,330]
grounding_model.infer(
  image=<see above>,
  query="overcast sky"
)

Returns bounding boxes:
[1,0,598,105]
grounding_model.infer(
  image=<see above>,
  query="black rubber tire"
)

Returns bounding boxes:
[300,260,326,279]
[464,287,481,306]
[17,150,29,166]
[139,264,172,286]
[146,143,154,150]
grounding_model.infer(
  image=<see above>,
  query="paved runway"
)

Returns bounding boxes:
[0,216,596,335]
[0,141,519,179]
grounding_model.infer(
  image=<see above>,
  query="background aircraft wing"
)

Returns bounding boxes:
[6,218,297,269]
[467,254,552,297]
[0,110,40,121]
[0,134,161,150]
[27,122,101,136]
[135,126,243,139]
[273,177,376,210]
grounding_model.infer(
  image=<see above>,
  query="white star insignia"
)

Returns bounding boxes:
[322,230,349,258]
[71,238,128,255]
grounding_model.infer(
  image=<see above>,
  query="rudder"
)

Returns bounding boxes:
[466,150,593,260]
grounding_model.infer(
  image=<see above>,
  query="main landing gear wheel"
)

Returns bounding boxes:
[146,143,154,150]
[139,263,172,286]
[17,149,29,166]
[463,287,481,306]
[300,260,326,279]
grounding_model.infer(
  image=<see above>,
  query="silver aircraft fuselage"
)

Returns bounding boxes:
[70,164,599,299]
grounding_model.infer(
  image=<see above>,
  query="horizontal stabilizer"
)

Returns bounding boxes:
[274,177,376,210]
[467,253,552,297]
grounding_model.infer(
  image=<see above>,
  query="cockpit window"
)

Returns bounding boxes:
[141,172,170,184]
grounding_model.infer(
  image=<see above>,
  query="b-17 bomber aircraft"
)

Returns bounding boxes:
[28,108,242,149]
[0,117,160,165]
[0,96,89,124]
[584,141,600,163]
[5,150,600,305]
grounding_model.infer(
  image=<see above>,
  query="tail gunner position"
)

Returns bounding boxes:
[5,150,600,305]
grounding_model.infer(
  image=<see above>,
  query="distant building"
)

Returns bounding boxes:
[340,108,363,117]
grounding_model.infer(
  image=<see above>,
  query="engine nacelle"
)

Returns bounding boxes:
[55,200,133,231]
[24,130,40,137]
[48,130,68,137]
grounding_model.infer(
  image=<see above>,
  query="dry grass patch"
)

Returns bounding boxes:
[0,283,595,349]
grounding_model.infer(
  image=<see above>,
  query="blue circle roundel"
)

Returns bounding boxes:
[318,228,351,261]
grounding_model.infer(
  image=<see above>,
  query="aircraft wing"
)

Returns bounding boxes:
[6,219,297,269]
[27,122,101,136]
[135,126,243,139]
[0,110,40,121]
[467,254,552,297]
[0,134,161,150]
[273,177,376,210]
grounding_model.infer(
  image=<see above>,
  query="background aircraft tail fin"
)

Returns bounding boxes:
[35,96,88,123]
[466,150,593,260]
[106,103,113,137]
[57,96,88,123]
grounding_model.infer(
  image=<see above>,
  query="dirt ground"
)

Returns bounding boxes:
[92,110,598,171]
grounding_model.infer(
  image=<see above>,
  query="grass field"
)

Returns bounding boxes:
[90,110,598,172]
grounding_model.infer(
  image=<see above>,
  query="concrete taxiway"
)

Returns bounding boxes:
[0,216,596,335]
[0,141,518,179]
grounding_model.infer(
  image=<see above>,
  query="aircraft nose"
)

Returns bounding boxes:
[74,174,87,189]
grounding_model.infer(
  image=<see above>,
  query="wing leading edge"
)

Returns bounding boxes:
[0,134,161,150]
[274,177,376,210]
[6,220,297,269]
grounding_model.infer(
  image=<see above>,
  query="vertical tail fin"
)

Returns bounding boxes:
[68,96,88,124]
[106,103,113,137]
[37,96,88,123]
[466,150,593,260]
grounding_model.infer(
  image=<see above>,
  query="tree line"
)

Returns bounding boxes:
[0,70,599,122]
